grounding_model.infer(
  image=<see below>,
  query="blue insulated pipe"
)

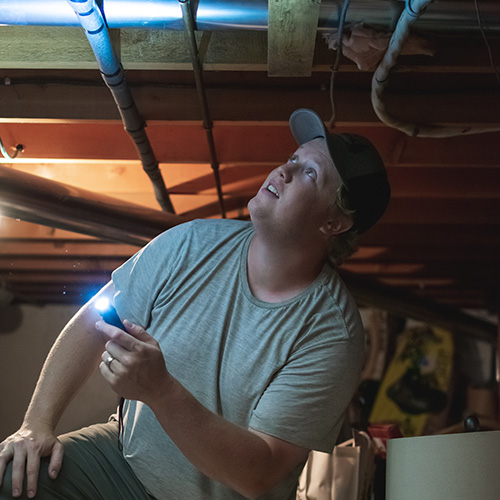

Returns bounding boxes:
[66,0,175,213]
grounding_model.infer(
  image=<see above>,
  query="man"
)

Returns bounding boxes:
[0,108,390,500]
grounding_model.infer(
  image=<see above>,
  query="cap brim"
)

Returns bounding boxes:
[289,109,349,183]
[289,108,327,145]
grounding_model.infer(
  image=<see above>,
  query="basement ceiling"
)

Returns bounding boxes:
[0,0,499,340]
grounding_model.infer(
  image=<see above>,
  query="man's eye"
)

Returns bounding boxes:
[305,168,316,179]
[289,155,298,164]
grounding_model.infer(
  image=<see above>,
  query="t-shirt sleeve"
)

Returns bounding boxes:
[111,222,193,328]
[249,321,364,453]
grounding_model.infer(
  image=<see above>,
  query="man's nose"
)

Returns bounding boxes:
[277,162,295,182]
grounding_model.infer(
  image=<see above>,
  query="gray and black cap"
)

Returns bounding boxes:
[289,108,391,234]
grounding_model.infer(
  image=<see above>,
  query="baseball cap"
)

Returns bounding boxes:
[289,108,391,234]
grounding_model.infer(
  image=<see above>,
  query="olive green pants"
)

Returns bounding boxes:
[0,421,155,500]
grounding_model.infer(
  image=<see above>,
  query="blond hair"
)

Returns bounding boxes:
[327,185,359,267]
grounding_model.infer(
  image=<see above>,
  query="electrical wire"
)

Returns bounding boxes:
[328,0,350,129]
[474,0,500,87]
[0,137,22,159]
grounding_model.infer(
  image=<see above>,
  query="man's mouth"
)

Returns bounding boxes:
[266,184,279,198]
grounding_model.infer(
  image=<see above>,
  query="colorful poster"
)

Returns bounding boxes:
[369,323,454,437]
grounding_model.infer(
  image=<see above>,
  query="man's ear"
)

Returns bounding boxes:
[319,215,353,238]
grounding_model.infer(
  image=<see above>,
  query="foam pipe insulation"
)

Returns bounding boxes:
[65,0,175,213]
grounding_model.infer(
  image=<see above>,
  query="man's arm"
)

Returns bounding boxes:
[0,282,114,498]
[99,320,310,499]
[151,377,309,498]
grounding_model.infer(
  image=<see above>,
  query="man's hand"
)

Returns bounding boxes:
[0,425,63,498]
[96,320,170,406]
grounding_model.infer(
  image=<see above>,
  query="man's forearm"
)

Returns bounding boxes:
[147,377,307,499]
[23,291,110,430]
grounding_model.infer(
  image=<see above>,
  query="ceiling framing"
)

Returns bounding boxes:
[0,0,499,340]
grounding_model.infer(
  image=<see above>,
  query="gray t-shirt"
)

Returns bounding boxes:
[112,219,364,500]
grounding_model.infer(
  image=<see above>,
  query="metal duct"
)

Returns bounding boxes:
[2,0,499,33]
[0,164,495,342]
[0,165,184,246]
[66,0,175,213]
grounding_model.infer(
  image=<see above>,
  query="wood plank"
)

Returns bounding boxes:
[388,167,500,198]
[0,27,268,70]
[353,245,500,262]
[2,24,500,71]
[1,72,499,124]
[9,162,500,200]
[0,258,125,272]
[122,30,268,70]
[0,26,97,69]
[342,261,500,278]
[392,133,500,167]
[361,224,500,247]
[0,241,137,257]
[5,272,115,284]
[7,282,109,305]
[267,0,322,77]
[0,219,97,240]
[381,198,500,225]
[3,120,500,168]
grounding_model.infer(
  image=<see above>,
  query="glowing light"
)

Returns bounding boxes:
[106,1,183,26]
[95,296,111,313]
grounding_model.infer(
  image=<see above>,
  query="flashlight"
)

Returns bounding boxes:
[94,297,125,329]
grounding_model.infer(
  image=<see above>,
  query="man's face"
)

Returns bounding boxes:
[248,138,345,241]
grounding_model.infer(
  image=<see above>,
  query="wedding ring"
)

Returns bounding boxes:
[105,355,114,369]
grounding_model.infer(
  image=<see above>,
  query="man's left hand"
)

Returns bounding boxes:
[96,320,169,405]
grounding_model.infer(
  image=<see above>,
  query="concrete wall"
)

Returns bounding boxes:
[0,303,119,440]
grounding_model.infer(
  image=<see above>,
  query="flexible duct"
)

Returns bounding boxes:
[371,0,500,137]
[66,0,175,213]
[2,0,499,33]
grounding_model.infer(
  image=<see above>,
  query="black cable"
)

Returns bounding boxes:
[328,0,350,128]
[474,0,500,87]
[0,137,23,159]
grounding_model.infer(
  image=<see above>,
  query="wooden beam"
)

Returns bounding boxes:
[340,271,497,343]
[0,27,268,71]
[0,219,97,240]
[353,245,500,262]
[1,24,499,77]
[0,258,125,272]
[382,198,500,225]
[267,0,321,77]
[4,272,111,284]
[2,121,500,167]
[1,75,499,125]
[362,224,500,247]
[342,261,500,279]
[7,161,500,200]
[0,241,138,257]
